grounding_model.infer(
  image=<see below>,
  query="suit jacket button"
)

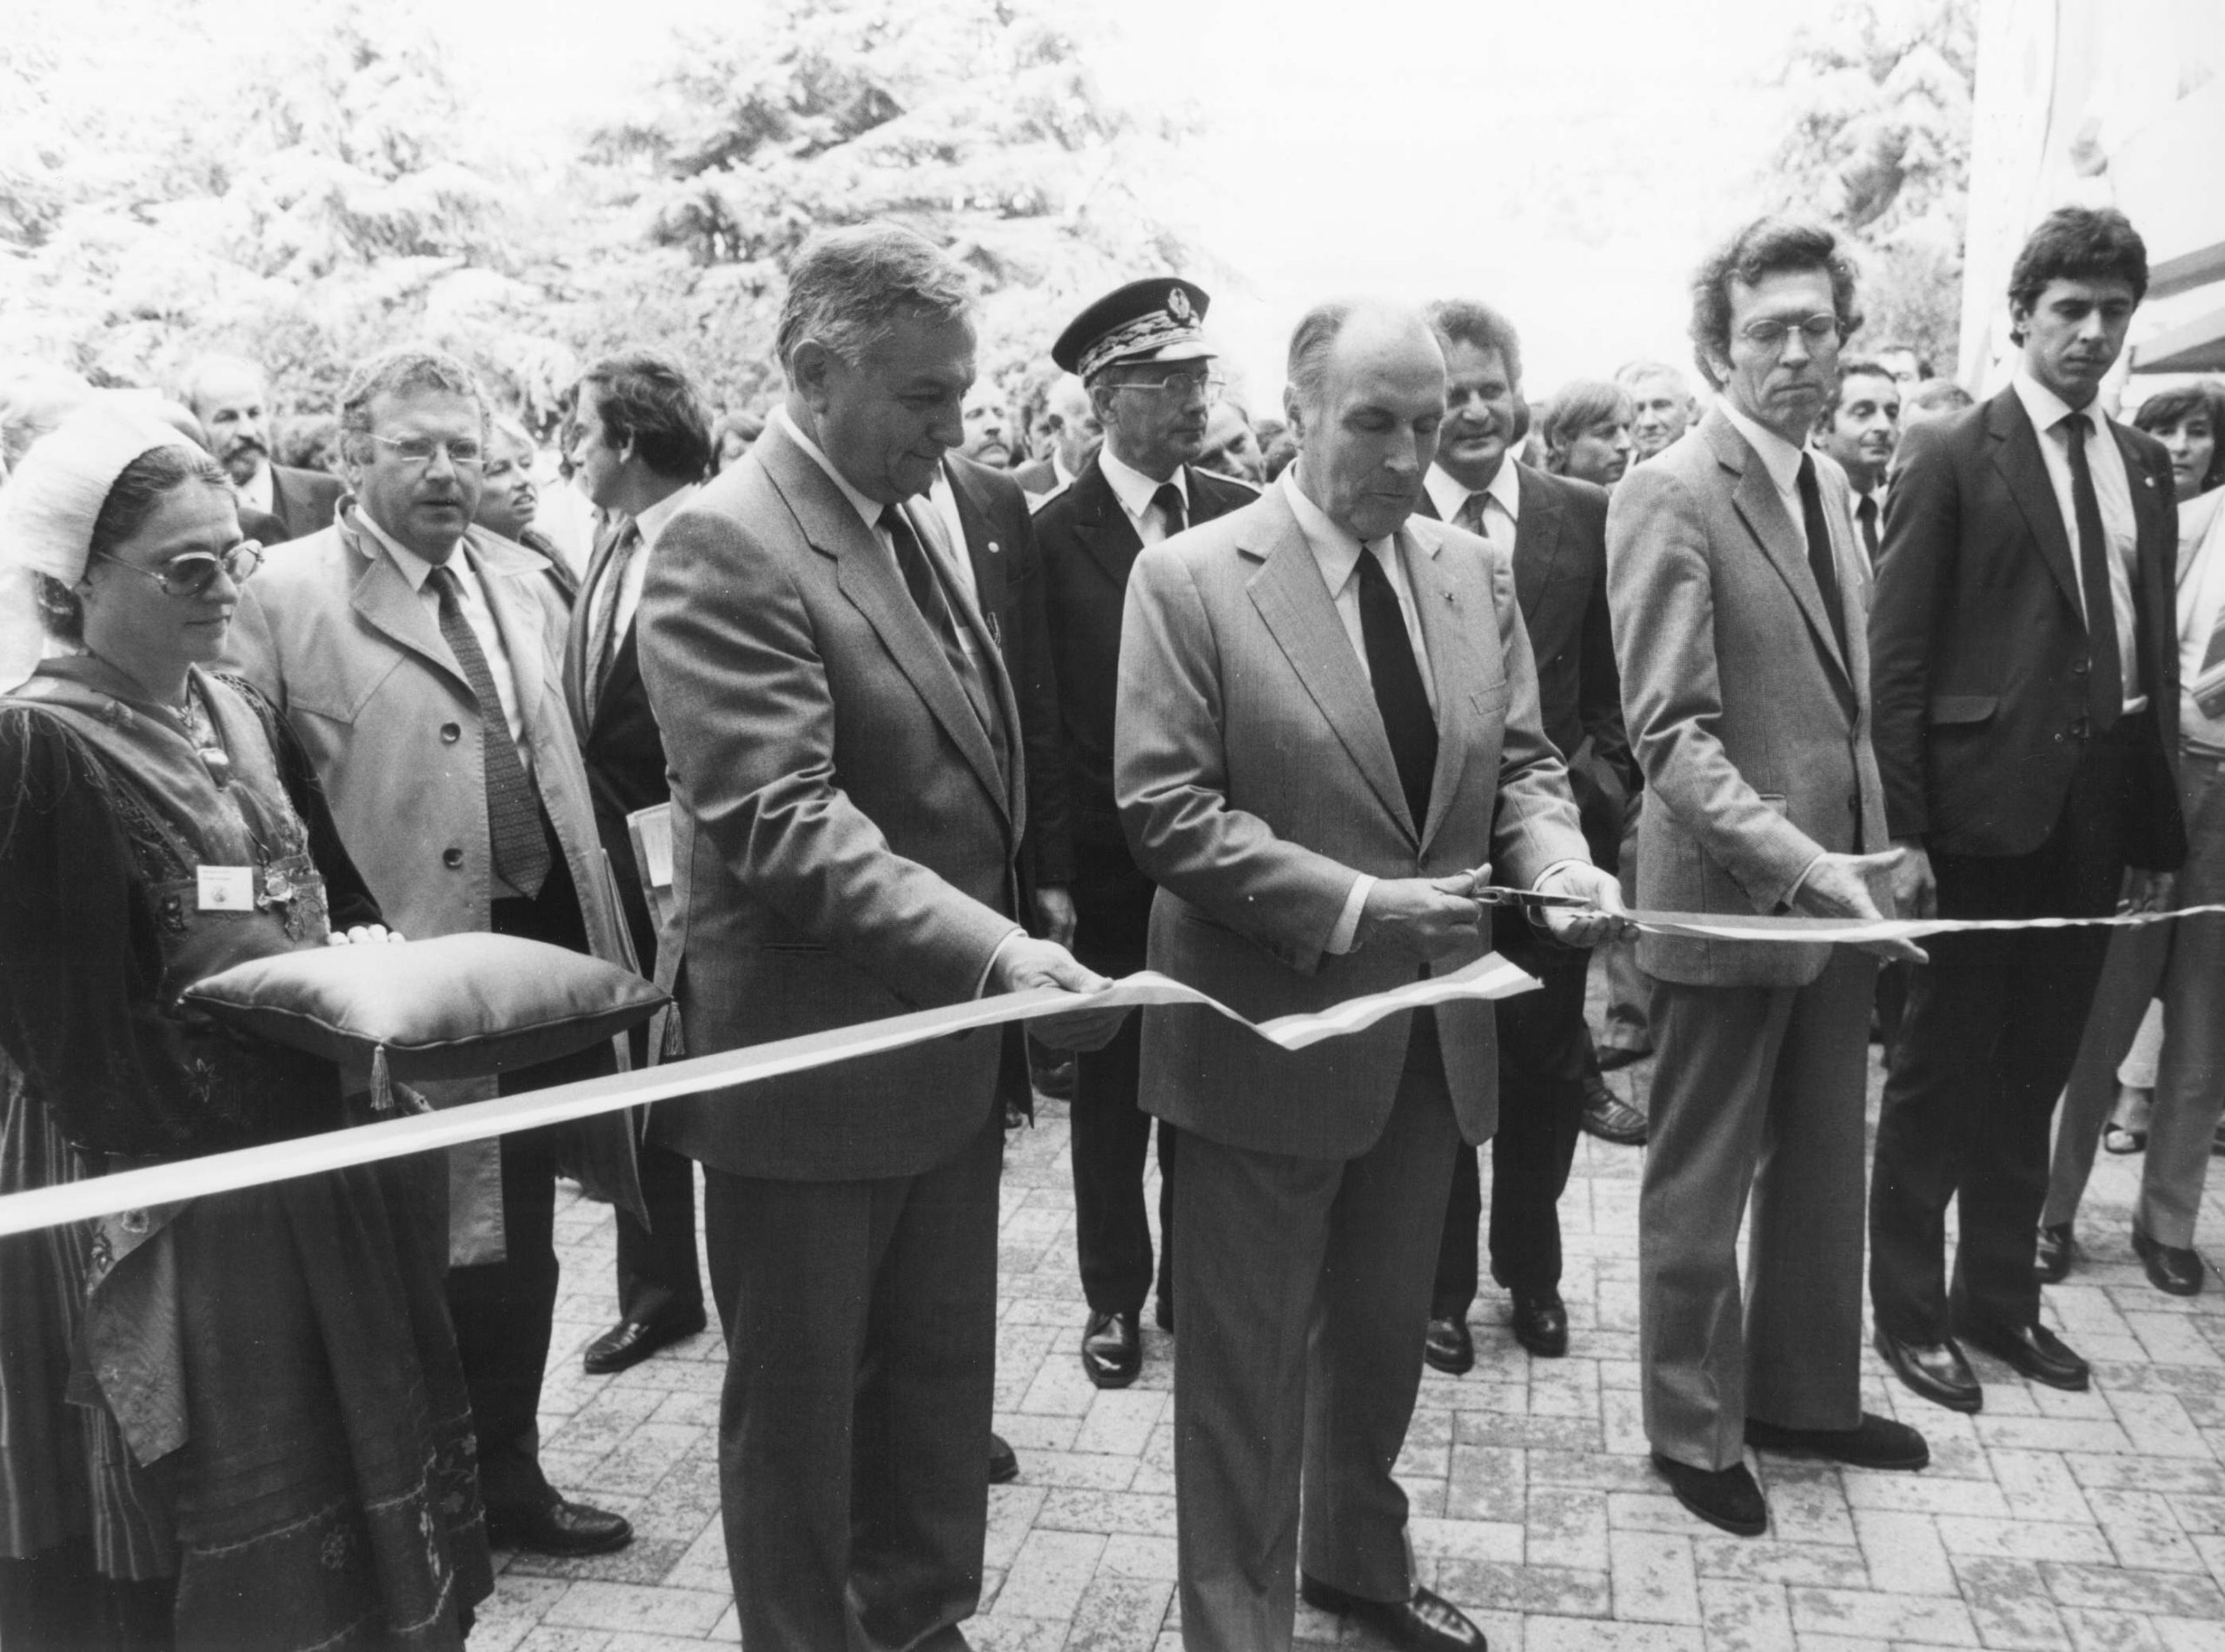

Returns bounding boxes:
[2071,657,2090,677]
[441,722,462,743]
[442,847,464,868]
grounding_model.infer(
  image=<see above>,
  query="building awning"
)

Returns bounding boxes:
[2133,302,2225,374]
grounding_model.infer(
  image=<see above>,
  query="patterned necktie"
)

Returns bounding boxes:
[1353,546,1438,830]
[1856,493,1880,566]
[428,563,552,899]
[1795,454,1850,661]
[2063,413,2124,731]
[1455,490,1489,540]
[1152,481,1187,540]
[880,506,998,745]
[585,520,641,723]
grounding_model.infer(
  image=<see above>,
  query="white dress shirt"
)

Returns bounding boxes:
[1099,445,1191,547]
[236,458,276,517]
[1282,468,1437,954]
[1717,398,1813,522]
[1424,460,1520,554]
[358,508,531,769]
[597,481,699,647]
[2011,366,2143,710]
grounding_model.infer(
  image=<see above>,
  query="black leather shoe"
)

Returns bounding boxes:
[1747,1411,1928,1470]
[2133,1225,2205,1296]
[1510,1288,1569,1358]
[581,1308,707,1376]
[1650,1454,1767,1537]
[2036,1224,2074,1284]
[488,1496,634,1556]
[1874,1328,1982,1412]
[988,1432,1019,1485]
[1424,1315,1475,1376]
[1579,1076,1648,1146]
[1299,1576,1486,1650]
[1957,1317,2089,1391]
[1596,1042,1650,1073]
[1081,1310,1142,1388]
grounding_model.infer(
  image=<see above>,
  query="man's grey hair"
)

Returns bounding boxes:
[1614,359,1692,398]
[337,348,488,461]
[774,224,974,372]
[177,352,269,414]
[1285,299,1360,415]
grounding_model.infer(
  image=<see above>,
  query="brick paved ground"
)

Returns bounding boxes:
[479,990,2225,1652]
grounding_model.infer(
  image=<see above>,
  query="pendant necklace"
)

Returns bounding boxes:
[176,681,232,788]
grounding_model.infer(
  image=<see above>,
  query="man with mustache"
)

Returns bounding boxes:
[1412,296,1640,1373]
[1033,278,1258,1390]
[1611,216,1929,1536]
[1868,207,2186,1410]
[1815,356,1900,567]
[181,354,342,543]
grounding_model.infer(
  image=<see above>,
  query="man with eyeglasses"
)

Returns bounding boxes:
[1034,278,1258,1390]
[228,346,643,1561]
[1867,208,2185,1407]
[1609,216,1929,1537]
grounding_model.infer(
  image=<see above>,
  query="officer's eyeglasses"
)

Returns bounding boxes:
[1109,369,1226,403]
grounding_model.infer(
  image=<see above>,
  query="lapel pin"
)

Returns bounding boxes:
[988,540,1001,554]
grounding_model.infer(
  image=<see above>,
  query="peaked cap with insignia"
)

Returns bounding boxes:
[1053,278,1216,381]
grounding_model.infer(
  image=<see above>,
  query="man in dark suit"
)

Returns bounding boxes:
[1412,297,1637,1374]
[181,355,342,542]
[1611,217,1930,1538]
[560,350,714,1377]
[1869,207,2185,1411]
[1118,298,1624,1651]
[1033,278,1257,1389]
[635,224,1120,1650]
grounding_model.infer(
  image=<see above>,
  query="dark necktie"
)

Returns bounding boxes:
[1352,545,1438,830]
[1795,454,1850,661]
[429,563,552,899]
[1455,491,1489,539]
[880,506,999,744]
[1856,493,1880,566]
[2063,413,2123,731]
[585,520,641,723]
[1152,481,1187,539]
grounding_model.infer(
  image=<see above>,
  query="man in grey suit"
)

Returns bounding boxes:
[1117,299,1623,1652]
[634,224,1120,1652]
[1608,217,1929,1538]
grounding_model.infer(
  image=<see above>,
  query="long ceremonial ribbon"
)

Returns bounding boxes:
[6,899,2223,1240]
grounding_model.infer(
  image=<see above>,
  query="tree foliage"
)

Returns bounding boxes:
[1765,0,1976,374]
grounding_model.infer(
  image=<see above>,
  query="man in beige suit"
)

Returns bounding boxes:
[1117,299,1622,1652]
[229,347,641,1558]
[1608,218,1929,1537]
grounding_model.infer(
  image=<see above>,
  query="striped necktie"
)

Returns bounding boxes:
[429,563,551,899]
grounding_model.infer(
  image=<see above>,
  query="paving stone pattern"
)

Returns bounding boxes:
[482,982,2225,1651]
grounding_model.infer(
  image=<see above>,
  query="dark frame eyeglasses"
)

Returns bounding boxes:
[90,541,264,598]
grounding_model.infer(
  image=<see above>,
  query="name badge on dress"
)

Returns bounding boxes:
[196,866,257,912]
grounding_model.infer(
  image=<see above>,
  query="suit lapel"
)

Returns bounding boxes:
[1071,460,1146,591]
[941,461,1011,627]
[342,514,475,700]
[1988,390,2085,618]
[760,425,1010,824]
[1511,463,1565,610]
[1243,488,1415,837]
[2113,419,2175,697]
[1405,524,1477,855]
[1709,411,1852,689]
[566,517,628,731]
[468,532,553,740]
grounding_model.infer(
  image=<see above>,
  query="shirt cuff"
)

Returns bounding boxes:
[1782,853,1827,912]
[1326,874,1375,955]
[974,927,1030,998]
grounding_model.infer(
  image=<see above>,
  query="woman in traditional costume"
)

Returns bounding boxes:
[0,406,491,1649]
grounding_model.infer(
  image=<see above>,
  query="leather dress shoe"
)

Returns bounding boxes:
[1579,1075,1648,1146]
[1596,1041,1650,1073]
[1650,1454,1767,1537]
[581,1308,707,1376]
[1510,1287,1569,1357]
[488,1496,634,1556]
[2035,1224,2074,1284]
[2134,1224,2205,1296]
[988,1432,1019,1485]
[1957,1316,2089,1391]
[1424,1315,1475,1376]
[1081,1310,1142,1388]
[1747,1411,1928,1470]
[1874,1328,1982,1413]
[1300,1576,1486,1650]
